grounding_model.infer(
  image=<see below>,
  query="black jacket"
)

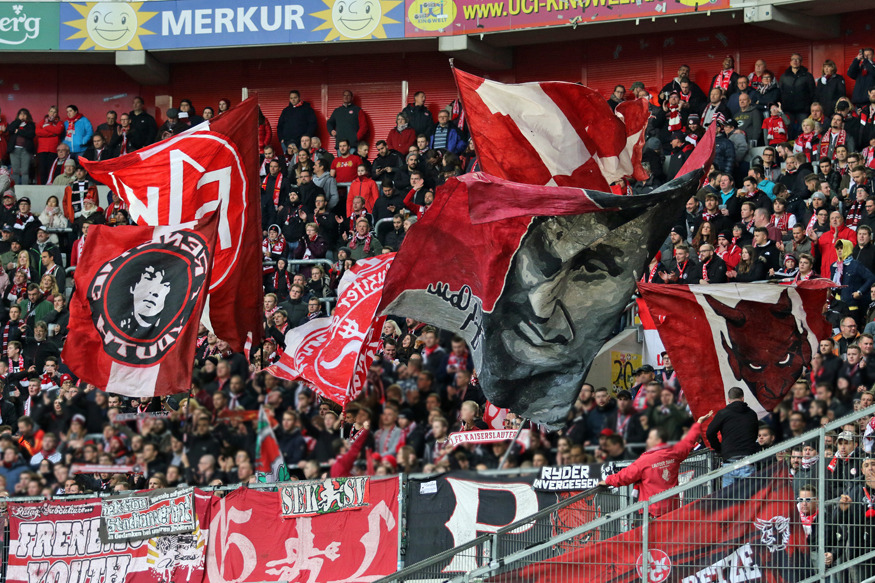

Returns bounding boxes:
[779,66,817,114]
[6,119,36,154]
[401,104,434,137]
[706,400,759,460]
[277,101,318,148]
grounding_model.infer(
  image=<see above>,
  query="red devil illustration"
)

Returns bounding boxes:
[705,291,811,406]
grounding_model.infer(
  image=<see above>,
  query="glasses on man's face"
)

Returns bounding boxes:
[797,497,814,503]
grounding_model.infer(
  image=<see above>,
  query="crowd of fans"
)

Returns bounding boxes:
[0,50,874,521]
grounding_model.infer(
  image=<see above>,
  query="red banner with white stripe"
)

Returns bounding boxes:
[455,67,649,190]
[267,254,395,406]
[81,99,262,353]
[637,281,834,420]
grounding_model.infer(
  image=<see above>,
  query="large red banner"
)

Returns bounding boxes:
[81,98,263,352]
[6,491,213,583]
[203,478,400,582]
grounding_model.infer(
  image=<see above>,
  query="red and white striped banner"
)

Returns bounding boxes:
[71,463,140,474]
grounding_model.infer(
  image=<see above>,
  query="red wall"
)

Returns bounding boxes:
[3,9,875,156]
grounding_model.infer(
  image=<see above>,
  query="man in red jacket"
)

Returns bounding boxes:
[599,410,713,518]
[810,211,857,276]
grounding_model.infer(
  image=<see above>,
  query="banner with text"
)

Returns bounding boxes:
[404,0,731,37]
[6,492,212,583]
[533,463,619,492]
[280,476,370,518]
[59,0,404,51]
[100,487,196,543]
[0,2,59,50]
[203,479,398,582]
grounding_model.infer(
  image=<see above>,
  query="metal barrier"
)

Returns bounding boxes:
[446,405,875,583]
[381,450,716,582]
[375,217,394,241]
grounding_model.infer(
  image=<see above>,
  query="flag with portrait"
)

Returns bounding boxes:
[63,214,217,397]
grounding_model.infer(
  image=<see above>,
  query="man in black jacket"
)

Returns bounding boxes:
[277,90,318,150]
[706,387,759,487]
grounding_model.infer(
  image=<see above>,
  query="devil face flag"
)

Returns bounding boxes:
[81,98,262,352]
[63,214,217,397]
[637,281,835,419]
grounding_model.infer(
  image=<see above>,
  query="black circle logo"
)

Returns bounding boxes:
[88,230,210,366]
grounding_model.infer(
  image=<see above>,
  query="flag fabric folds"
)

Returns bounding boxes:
[63,215,218,396]
[267,254,395,406]
[255,405,287,482]
[81,98,262,352]
[637,281,835,420]
[454,67,650,190]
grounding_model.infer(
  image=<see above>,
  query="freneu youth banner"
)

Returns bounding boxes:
[100,487,196,543]
[7,491,213,583]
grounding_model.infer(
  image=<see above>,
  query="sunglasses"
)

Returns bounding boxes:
[797,497,814,503]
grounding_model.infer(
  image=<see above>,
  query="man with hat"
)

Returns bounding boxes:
[159,108,186,140]
[0,225,14,255]
[630,365,656,402]
[686,113,705,142]
[603,389,646,444]
[73,189,106,237]
[715,230,742,269]
[0,190,16,228]
[52,158,77,187]
[12,197,41,249]
[705,387,760,487]
[62,166,97,223]
[828,430,862,498]
[666,131,692,180]
[723,118,749,164]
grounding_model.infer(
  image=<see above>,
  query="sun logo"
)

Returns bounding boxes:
[312,0,401,41]
[65,2,156,50]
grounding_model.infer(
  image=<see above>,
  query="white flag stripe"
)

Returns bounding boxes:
[475,79,592,181]
[108,361,161,397]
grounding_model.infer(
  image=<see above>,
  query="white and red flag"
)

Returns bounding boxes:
[455,68,650,190]
[267,254,395,406]
[81,98,262,352]
[63,214,217,397]
[637,280,835,419]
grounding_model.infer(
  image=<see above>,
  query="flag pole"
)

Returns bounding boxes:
[499,417,528,470]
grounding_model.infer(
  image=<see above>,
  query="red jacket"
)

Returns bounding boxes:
[331,428,370,477]
[816,225,857,277]
[347,176,379,215]
[35,116,64,154]
[258,120,272,153]
[605,422,702,517]
[386,127,415,153]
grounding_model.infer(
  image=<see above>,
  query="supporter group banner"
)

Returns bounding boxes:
[533,463,618,492]
[280,476,370,517]
[100,487,197,543]
[519,466,811,583]
[205,480,399,582]
[0,2,59,50]
[58,0,405,50]
[404,0,731,37]
[405,472,563,573]
[6,493,212,583]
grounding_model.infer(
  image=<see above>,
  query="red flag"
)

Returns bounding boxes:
[81,98,262,352]
[267,254,395,406]
[519,465,809,583]
[482,400,509,430]
[455,67,650,190]
[637,280,834,420]
[62,215,217,397]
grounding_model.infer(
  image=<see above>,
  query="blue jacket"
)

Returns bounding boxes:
[429,124,465,155]
[848,58,875,105]
[713,133,736,175]
[63,115,94,155]
[831,258,875,305]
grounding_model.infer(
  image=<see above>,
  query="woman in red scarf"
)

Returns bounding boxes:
[793,118,821,162]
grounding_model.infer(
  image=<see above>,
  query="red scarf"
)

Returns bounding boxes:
[348,209,368,233]
[847,201,865,228]
[701,258,712,281]
[446,350,468,372]
[771,212,791,231]
[863,147,875,169]
[262,235,286,257]
[641,262,659,283]
[820,130,846,160]
[764,116,787,145]
[667,104,682,132]
[47,155,68,183]
[794,270,813,283]
[749,73,764,90]
[861,105,875,126]
[2,319,18,357]
[702,210,719,222]
[713,69,734,91]
[794,132,818,162]
[349,232,373,253]
[262,174,283,206]
[272,270,291,294]
[679,91,692,103]
[8,354,24,373]
[117,127,130,156]
[106,199,129,221]
[65,113,82,141]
